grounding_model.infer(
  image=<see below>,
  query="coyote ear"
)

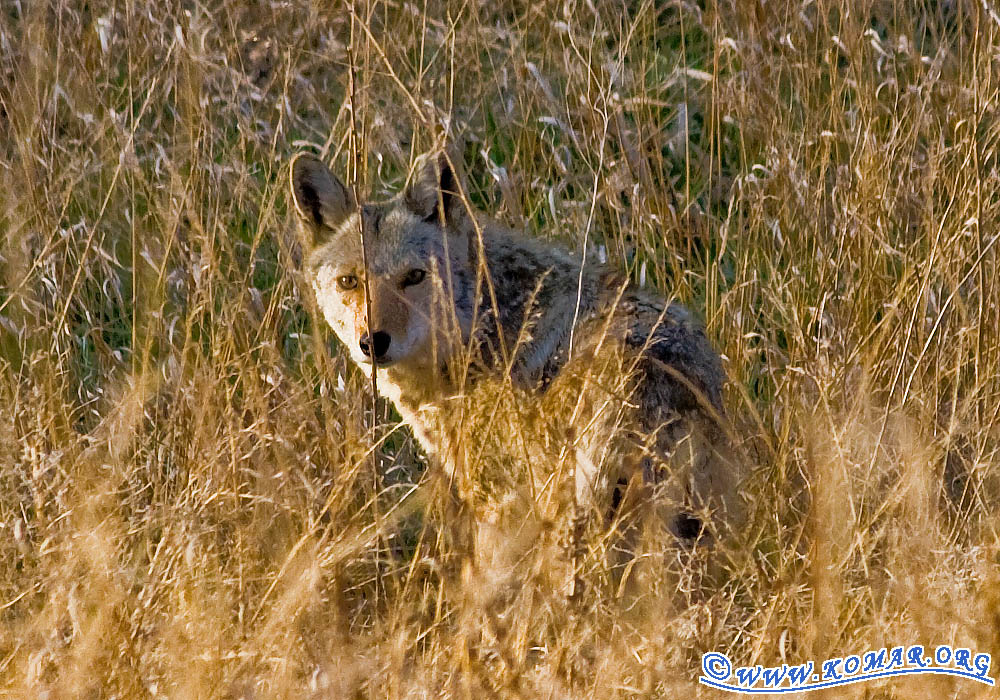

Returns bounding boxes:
[404,151,465,228]
[289,153,355,245]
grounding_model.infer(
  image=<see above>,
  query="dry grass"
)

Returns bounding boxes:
[1,0,999,697]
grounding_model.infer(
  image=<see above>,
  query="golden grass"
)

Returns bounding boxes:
[0,0,998,696]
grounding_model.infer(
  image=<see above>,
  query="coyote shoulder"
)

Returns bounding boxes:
[289,149,741,540]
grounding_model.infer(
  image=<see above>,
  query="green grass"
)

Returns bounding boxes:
[0,0,998,697]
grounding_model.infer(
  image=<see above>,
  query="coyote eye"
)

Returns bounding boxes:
[336,274,358,291]
[401,268,426,287]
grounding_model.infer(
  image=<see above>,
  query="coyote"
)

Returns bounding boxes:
[289,148,742,551]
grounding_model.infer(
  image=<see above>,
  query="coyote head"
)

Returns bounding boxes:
[289,151,476,376]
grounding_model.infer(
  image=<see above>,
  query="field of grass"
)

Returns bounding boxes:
[1,0,999,697]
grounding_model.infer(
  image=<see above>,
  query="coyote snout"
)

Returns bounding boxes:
[358,330,391,363]
[335,272,421,367]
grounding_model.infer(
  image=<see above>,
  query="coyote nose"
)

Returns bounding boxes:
[359,331,391,360]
